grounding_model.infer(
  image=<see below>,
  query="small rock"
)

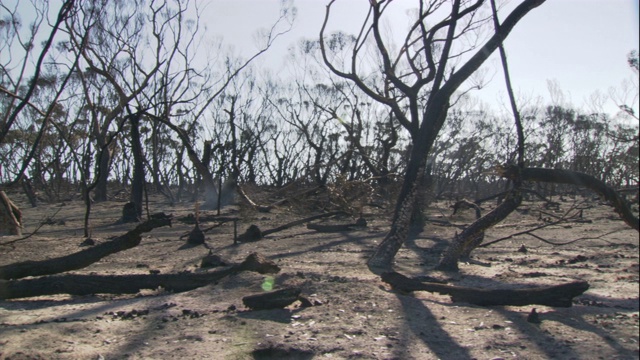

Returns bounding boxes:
[237,224,262,242]
[201,253,227,268]
[527,308,541,323]
[298,296,315,308]
[80,238,96,246]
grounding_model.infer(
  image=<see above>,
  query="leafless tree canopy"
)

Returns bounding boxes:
[0,0,637,266]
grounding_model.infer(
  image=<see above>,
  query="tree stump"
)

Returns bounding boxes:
[187,223,205,245]
[122,202,140,223]
[0,191,22,236]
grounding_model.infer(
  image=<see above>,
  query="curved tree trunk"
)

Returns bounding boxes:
[501,166,639,231]
[367,139,431,272]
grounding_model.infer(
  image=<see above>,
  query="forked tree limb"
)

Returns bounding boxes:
[381,271,589,307]
[436,193,522,271]
[0,216,172,280]
[499,166,639,231]
[0,253,280,300]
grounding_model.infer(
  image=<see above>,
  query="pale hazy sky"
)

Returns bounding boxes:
[206,0,640,116]
[4,0,638,116]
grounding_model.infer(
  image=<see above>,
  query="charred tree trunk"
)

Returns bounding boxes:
[367,112,443,272]
[367,158,426,271]
[21,177,37,208]
[129,112,145,220]
[197,140,217,209]
[176,148,186,201]
[93,136,111,202]
[452,199,484,261]
[437,191,522,271]
[82,141,94,238]
[0,191,22,236]
[150,121,163,194]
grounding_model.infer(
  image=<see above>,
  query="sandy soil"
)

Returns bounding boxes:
[0,190,638,360]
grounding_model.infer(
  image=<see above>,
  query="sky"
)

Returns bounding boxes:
[3,0,638,117]
[205,0,640,117]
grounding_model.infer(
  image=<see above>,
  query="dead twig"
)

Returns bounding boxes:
[480,205,585,248]
[0,206,64,246]
[523,229,625,246]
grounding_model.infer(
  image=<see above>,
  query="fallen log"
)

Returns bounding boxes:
[306,219,367,233]
[306,216,367,233]
[381,271,589,307]
[0,253,279,300]
[0,216,172,280]
[176,214,238,225]
[242,287,301,310]
[306,223,358,232]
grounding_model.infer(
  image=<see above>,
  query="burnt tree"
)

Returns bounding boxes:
[319,0,546,271]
